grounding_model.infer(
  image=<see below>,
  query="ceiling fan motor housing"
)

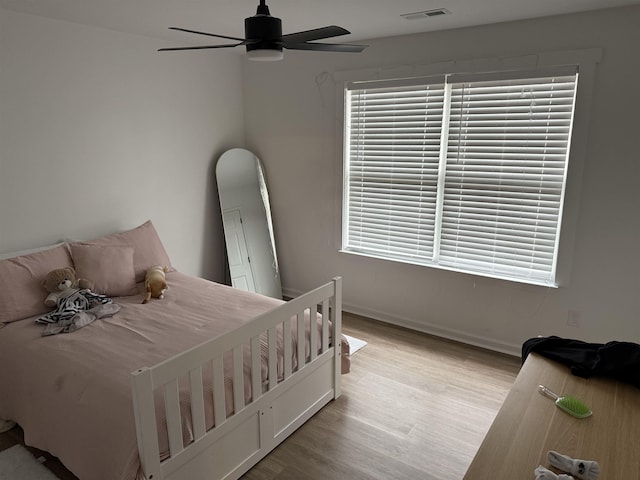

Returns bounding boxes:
[245,14,283,52]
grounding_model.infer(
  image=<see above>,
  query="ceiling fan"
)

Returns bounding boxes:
[159,0,368,61]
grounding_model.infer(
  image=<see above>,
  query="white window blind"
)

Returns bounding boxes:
[343,68,578,286]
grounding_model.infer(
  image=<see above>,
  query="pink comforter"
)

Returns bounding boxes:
[0,273,348,480]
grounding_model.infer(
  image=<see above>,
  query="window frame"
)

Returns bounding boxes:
[335,49,602,287]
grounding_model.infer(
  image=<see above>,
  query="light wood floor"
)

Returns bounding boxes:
[0,313,521,480]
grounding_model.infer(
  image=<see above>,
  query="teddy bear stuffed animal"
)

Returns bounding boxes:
[42,267,92,308]
[142,266,169,304]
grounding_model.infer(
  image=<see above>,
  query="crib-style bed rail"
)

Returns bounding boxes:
[131,277,342,480]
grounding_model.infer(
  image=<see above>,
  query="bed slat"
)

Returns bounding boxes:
[267,326,277,391]
[212,356,226,427]
[283,317,292,380]
[309,304,318,361]
[250,336,261,403]
[322,298,330,353]
[232,345,244,413]
[297,311,305,371]
[188,366,206,441]
[164,379,184,456]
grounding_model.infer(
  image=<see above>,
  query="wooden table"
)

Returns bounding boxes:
[464,353,640,479]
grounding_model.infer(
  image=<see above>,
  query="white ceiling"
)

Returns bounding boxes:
[1,0,638,48]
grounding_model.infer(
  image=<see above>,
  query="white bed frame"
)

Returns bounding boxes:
[131,277,342,480]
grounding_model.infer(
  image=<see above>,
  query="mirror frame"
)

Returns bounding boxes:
[216,148,282,299]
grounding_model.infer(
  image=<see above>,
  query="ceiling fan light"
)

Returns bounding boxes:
[246,49,284,61]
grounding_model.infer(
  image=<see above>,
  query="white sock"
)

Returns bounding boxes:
[535,465,575,480]
[548,451,600,480]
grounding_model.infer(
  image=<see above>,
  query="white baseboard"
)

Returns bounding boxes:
[283,286,521,358]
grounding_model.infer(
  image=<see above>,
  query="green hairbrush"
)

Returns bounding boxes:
[538,385,592,419]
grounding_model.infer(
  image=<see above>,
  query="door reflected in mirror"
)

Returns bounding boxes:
[216,148,282,299]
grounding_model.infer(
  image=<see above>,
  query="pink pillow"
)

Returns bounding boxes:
[71,244,138,297]
[0,244,73,323]
[80,220,173,282]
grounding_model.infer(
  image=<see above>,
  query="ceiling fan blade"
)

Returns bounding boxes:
[158,43,244,52]
[281,25,350,44]
[168,27,246,43]
[283,42,367,53]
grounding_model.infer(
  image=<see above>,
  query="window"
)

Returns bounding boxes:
[343,67,579,286]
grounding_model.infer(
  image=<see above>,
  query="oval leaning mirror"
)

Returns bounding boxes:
[216,148,282,299]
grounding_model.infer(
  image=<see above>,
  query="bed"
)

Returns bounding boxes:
[0,220,348,480]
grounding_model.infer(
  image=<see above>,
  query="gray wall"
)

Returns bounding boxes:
[243,6,640,354]
[0,9,245,281]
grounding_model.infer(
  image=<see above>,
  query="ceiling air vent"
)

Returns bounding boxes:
[401,8,451,20]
